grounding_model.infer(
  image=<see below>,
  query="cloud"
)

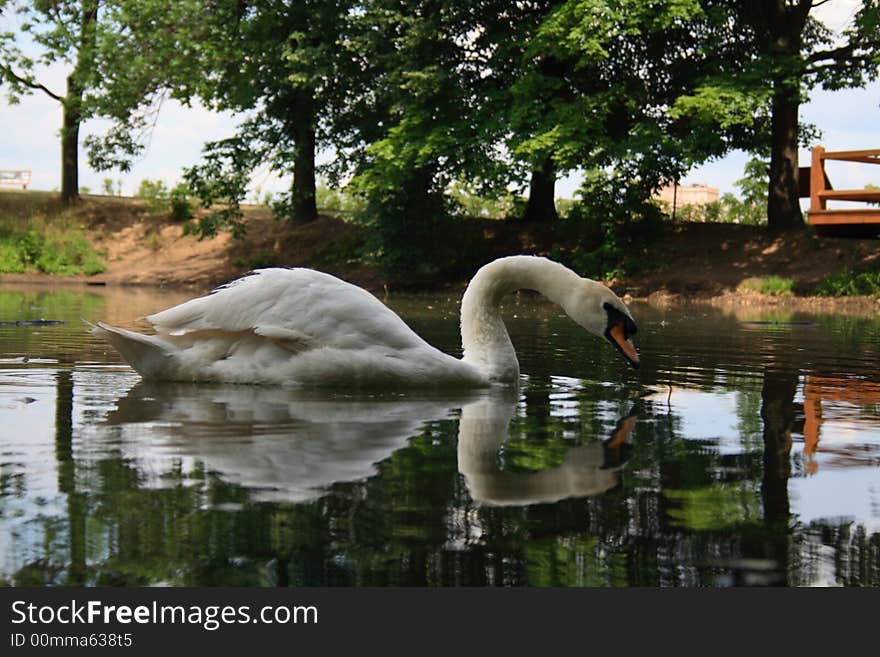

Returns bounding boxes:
[811,0,862,32]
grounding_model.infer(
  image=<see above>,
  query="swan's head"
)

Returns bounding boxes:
[568,282,640,369]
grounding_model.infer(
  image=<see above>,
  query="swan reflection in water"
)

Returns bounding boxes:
[458,398,636,506]
[98,383,637,505]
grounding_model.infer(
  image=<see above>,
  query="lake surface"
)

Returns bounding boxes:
[0,283,878,587]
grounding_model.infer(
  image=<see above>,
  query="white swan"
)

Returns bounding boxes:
[92,255,639,387]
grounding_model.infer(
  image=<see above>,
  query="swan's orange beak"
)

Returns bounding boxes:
[607,322,640,369]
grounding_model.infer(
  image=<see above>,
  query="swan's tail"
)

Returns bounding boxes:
[91,321,173,378]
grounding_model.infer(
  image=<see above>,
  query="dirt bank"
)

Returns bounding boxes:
[1,192,878,313]
[618,222,880,313]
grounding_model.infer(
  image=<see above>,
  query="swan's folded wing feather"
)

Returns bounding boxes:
[146,268,430,351]
[252,325,314,353]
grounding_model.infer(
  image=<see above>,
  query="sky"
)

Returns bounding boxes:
[1,1,877,206]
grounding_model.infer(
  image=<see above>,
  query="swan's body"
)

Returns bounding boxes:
[93,255,638,387]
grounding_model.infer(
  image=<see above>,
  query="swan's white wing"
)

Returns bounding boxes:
[112,267,487,386]
[146,268,431,352]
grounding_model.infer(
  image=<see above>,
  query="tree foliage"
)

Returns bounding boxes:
[333,1,517,271]
[5,0,880,265]
[84,0,210,172]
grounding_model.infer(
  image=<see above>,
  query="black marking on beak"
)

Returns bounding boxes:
[603,303,640,369]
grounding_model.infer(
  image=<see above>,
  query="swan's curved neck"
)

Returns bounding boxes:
[460,256,581,382]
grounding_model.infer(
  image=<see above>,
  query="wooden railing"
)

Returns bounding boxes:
[804,147,880,226]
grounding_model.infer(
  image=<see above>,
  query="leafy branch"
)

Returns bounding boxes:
[0,62,63,101]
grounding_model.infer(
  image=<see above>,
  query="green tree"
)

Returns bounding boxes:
[495,0,739,223]
[673,1,880,231]
[343,0,727,232]
[179,0,357,225]
[0,1,198,204]
[721,156,768,225]
[336,0,511,270]
[481,0,565,222]
[0,0,100,203]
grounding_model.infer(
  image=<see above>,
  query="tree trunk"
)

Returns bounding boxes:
[61,87,81,205]
[289,93,319,223]
[766,83,803,231]
[54,370,86,585]
[757,365,797,585]
[760,367,795,525]
[523,157,558,222]
[60,1,99,206]
[761,0,809,232]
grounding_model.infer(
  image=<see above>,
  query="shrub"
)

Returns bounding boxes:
[102,178,118,196]
[36,233,106,275]
[551,169,666,281]
[0,227,105,276]
[316,184,366,217]
[447,182,516,219]
[739,276,795,296]
[169,182,195,222]
[358,181,459,274]
[136,178,170,213]
[814,267,880,296]
[136,179,194,222]
[348,159,493,278]
[0,240,26,272]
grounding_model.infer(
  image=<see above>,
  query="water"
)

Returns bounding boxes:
[0,284,878,587]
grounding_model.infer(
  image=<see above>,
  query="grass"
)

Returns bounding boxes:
[0,191,106,276]
[738,275,795,297]
[814,266,880,297]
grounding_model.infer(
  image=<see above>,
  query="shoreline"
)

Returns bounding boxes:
[2,271,878,317]
[631,288,880,314]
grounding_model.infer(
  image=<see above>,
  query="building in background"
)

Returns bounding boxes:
[654,183,719,217]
